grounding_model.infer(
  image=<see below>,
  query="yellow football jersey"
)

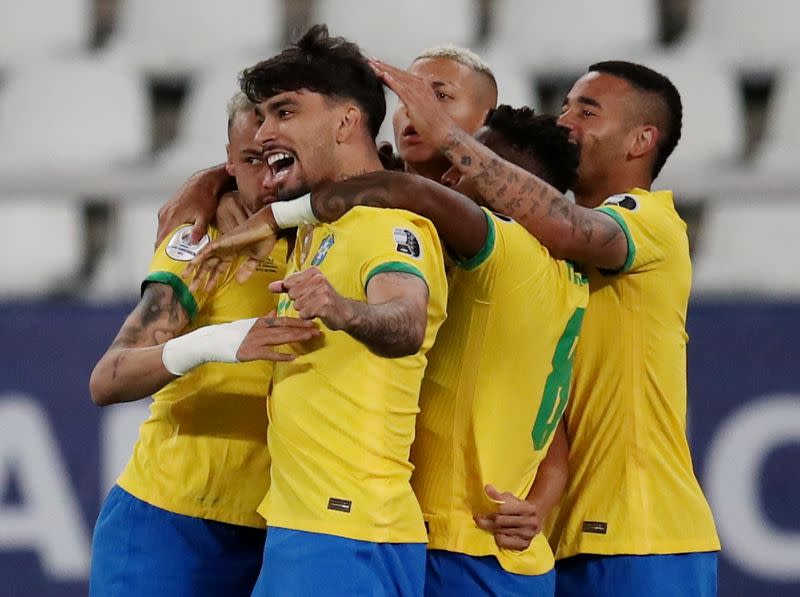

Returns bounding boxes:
[260,206,448,544]
[546,188,720,558]
[411,209,589,575]
[117,224,288,528]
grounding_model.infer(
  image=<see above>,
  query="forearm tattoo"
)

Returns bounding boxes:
[109,284,188,351]
[345,272,429,358]
[311,172,414,223]
[437,125,623,256]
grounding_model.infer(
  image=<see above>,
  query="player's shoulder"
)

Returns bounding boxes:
[599,188,675,216]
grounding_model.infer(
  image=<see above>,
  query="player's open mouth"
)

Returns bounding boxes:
[265,149,297,183]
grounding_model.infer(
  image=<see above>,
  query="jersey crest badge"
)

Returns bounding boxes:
[165,226,210,261]
[393,228,421,259]
[604,194,640,211]
[311,234,335,266]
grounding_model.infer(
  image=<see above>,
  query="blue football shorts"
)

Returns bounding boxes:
[425,549,555,597]
[251,526,426,597]
[555,551,718,597]
[89,485,266,597]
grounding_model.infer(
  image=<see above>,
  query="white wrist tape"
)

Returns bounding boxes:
[271,194,319,229]
[161,318,258,375]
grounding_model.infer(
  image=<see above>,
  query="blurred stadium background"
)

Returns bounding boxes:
[0,1,798,595]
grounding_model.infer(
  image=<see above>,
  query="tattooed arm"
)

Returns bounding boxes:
[370,58,628,270]
[89,283,189,406]
[435,126,627,269]
[270,268,429,358]
[310,171,489,260]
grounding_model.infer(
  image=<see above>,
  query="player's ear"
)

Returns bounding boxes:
[629,125,659,160]
[225,143,235,176]
[336,104,362,144]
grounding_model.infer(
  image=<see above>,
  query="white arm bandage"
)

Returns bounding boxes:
[161,318,258,375]
[270,194,319,229]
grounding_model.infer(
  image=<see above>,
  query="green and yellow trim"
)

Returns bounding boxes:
[455,209,496,271]
[141,271,199,321]
[596,206,636,273]
[365,261,426,289]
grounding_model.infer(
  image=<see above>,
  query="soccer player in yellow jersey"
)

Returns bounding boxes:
[192,104,584,596]
[87,93,321,597]
[185,26,447,597]
[366,59,720,597]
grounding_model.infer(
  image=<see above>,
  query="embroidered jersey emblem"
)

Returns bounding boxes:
[311,234,335,266]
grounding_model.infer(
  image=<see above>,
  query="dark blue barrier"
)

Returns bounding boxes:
[0,300,798,596]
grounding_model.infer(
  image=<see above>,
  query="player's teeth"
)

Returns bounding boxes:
[268,152,291,166]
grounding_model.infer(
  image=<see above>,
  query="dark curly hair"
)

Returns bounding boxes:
[239,24,386,139]
[484,105,579,193]
[589,60,682,179]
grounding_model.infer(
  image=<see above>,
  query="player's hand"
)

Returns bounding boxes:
[269,267,354,331]
[215,191,250,234]
[235,314,321,362]
[474,484,542,551]
[183,206,280,293]
[156,164,231,248]
[369,58,454,149]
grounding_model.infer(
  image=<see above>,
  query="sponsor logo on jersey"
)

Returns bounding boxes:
[393,228,421,258]
[582,520,608,534]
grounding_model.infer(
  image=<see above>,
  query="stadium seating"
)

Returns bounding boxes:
[490,0,659,74]
[156,64,246,172]
[312,0,479,65]
[647,51,746,184]
[692,199,800,296]
[678,0,800,72]
[755,66,800,176]
[0,0,92,67]
[104,0,284,77]
[0,57,149,297]
[0,198,85,297]
[88,195,165,300]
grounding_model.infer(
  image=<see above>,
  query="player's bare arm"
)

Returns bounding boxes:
[310,171,489,259]
[155,163,233,247]
[474,421,569,550]
[90,283,189,406]
[371,58,628,271]
[269,267,428,358]
[185,172,486,287]
[90,284,320,406]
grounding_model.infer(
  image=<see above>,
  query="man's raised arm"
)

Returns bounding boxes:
[370,59,628,271]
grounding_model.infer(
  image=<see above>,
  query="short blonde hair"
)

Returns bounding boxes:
[414,44,496,88]
[226,90,253,123]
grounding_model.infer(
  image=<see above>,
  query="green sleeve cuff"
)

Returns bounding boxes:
[455,209,496,271]
[141,271,199,321]
[364,261,426,289]
[595,206,636,273]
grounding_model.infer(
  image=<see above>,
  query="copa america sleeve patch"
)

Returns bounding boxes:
[165,226,210,261]
[603,194,640,211]
[393,228,422,259]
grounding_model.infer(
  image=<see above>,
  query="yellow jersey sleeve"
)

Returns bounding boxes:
[454,209,557,299]
[143,224,217,320]
[352,207,443,294]
[595,190,671,274]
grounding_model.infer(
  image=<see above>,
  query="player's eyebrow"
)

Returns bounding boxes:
[431,80,458,90]
[576,95,602,109]
[239,147,261,156]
